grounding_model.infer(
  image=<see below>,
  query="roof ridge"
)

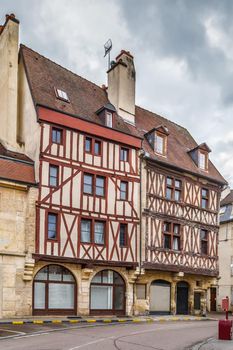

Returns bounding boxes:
[20,44,106,94]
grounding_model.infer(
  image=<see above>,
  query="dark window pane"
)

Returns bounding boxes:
[52,128,62,144]
[174,190,181,201]
[175,180,181,188]
[202,199,207,209]
[94,141,101,155]
[201,241,208,254]
[96,176,105,196]
[113,272,124,285]
[81,219,91,243]
[164,222,170,232]
[166,188,172,200]
[164,235,171,249]
[94,221,105,244]
[173,224,180,235]
[120,224,127,246]
[114,286,124,310]
[84,174,93,194]
[120,181,127,200]
[200,229,207,240]
[85,138,92,152]
[173,237,180,250]
[48,214,57,239]
[49,166,58,187]
[120,148,128,161]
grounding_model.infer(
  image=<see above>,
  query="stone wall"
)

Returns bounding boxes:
[0,182,37,317]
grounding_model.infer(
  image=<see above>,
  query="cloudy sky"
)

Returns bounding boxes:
[1,0,233,186]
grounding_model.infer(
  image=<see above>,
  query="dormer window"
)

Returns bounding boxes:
[55,88,69,102]
[145,125,169,156]
[106,112,113,128]
[188,143,211,171]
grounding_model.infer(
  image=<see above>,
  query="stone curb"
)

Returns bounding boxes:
[0,317,214,326]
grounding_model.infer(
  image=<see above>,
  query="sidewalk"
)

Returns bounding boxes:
[0,314,216,325]
[193,338,233,350]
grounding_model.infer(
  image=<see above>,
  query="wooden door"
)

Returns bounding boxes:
[176,282,189,314]
[210,288,216,311]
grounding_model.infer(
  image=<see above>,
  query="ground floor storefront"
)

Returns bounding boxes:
[0,261,218,317]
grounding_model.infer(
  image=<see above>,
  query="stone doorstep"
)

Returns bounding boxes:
[0,315,216,325]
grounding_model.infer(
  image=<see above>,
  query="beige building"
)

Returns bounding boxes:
[217,189,233,312]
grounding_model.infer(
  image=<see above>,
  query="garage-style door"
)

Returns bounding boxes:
[150,280,171,314]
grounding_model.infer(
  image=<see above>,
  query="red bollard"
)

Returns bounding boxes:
[219,319,232,340]
[218,297,232,340]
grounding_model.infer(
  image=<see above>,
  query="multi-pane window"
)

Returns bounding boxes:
[47,213,57,240]
[94,221,105,244]
[163,222,181,250]
[85,137,92,153]
[80,219,105,245]
[83,174,105,196]
[165,177,182,201]
[120,147,129,161]
[200,229,208,255]
[83,174,93,194]
[85,137,101,155]
[81,219,91,243]
[155,133,165,154]
[94,141,101,155]
[201,188,209,209]
[49,165,58,187]
[106,112,113,128]
[52,128,63,144]
[119,224,128,247]
[199,151,207,170]
[120,181,128,200]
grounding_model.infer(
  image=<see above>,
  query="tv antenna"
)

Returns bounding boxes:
[104,39,112,70]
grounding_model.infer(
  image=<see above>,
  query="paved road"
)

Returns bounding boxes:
[0,320,220,350]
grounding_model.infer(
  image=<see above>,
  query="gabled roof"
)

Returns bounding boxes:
[221,190,233,206]
[20,45,133,137]
[0,143,35,185]
[20,45,226,185]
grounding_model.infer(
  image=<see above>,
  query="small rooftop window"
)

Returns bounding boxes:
[145,125,169,157]
[55,88,70,102]
[106,112,113,128]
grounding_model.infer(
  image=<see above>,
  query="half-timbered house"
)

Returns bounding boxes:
[0,13,226,317]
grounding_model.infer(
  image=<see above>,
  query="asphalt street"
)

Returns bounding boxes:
[0,320,222,350]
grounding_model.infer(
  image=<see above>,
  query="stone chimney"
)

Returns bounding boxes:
[107,50,136,125]
[0,14,20,150]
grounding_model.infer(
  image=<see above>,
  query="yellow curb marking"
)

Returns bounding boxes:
[103,319,112,323]
[52,320,62,324]
[33,320,44,324]
[87,319,96,323]
[12,321,24,325]
[69,320,80,323]
[172,317,179,321]
[118,319,126,322]
[132,319,141,322]
[183,317,190,321]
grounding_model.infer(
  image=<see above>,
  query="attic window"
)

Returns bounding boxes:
[106,112,113,128]
[155,133,166,155]
[55,88,70,102]
[199,150,208,170]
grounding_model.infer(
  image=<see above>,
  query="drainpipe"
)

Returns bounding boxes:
[132,150,145,315]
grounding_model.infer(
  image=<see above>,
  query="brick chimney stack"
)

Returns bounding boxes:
[0,13,20,151]
[107,50,136,125]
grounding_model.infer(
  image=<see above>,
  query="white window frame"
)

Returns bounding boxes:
[106,112,113,128]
